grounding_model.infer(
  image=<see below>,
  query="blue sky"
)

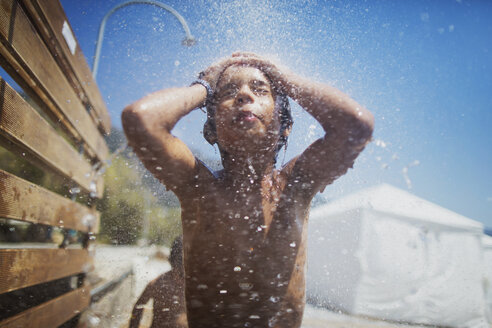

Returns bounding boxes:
[60,0,492,227]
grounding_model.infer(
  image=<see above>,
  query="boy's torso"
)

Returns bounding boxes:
[179,167,312,328]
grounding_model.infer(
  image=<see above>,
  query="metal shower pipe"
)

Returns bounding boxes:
[92,0,196,79]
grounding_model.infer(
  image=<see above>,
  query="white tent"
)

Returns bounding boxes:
[482,235,492,323]
[307,184,488,328]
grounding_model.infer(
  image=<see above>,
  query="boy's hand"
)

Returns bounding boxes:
[198,53,294,95]
[230,52,294,94]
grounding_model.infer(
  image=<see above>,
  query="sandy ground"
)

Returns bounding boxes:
[78,245,430,328]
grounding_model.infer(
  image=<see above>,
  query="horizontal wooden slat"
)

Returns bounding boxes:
[0,0,108,162]
[0,169,100,232]
[0,248,92,293]
[20,0,111,134]
[0,286,90,327]
[0,78,104,197]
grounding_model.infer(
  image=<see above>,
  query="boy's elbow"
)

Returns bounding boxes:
[361,110,375,141]
[349,110,374,147]
[121,104,145,139]
[121,105,134,132]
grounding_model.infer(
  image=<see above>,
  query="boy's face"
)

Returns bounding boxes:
[214,65,280,155]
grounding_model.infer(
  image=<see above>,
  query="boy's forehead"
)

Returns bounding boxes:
[219,65,271,86]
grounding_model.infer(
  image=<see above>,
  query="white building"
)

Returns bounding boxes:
[482,235,492,323]
[307,184,488,328]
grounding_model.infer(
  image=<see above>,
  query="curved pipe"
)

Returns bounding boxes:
[92,0,196,79]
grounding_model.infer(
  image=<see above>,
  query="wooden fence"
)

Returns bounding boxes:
[0,0,110,326]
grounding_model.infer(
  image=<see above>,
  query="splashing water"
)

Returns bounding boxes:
[86,142,129,185]
[402,160,420,189]
[373,139,387,149]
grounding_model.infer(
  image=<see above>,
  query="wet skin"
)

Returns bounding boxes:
[122,54,374,328]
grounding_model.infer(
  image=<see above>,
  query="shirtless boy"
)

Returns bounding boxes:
[122,52,374,328]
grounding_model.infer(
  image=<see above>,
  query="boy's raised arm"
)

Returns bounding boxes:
[282,72,374,196]
[229,52,374,196]
[121,84,207,194]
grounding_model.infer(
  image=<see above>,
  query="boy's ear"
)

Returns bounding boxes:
[281,124,292,139]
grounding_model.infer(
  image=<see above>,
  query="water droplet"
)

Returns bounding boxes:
[234,266,241,272]
[69,187,81,195]
[88,315,100,325]
[239,282,253,291]
[289,242,296,247]
[220,290,228,294]
[243,216,249,220]
[374,139,387,148]
[269,296,279,303]
[155,166,162,171]
[249,314,260,319]
[197,284,208,290]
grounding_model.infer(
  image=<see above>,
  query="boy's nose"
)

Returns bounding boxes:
[236,86,254,104]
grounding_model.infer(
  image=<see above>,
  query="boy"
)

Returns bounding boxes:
[122,52,373,328]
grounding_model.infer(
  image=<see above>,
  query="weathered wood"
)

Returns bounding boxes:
[0,248,92,294]
[0,78,104,197]
[20,0,111,134]
[0,286,90,327]
[0,0,108,162]
[0,169,100,232]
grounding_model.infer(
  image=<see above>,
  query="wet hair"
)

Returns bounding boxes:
[169,235,183,269]
[203,67,293,157]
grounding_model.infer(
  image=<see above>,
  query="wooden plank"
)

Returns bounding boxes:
[0,169,100,233]
[0,248,92,294]
[0,287,90,327]
[0,78,104,197]
[0,0,108,162]
[20,0,111,134]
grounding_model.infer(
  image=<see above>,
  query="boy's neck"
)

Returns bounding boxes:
[221,151,276,185]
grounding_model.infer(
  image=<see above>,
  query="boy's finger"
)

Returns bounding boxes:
[232,51,252,57]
